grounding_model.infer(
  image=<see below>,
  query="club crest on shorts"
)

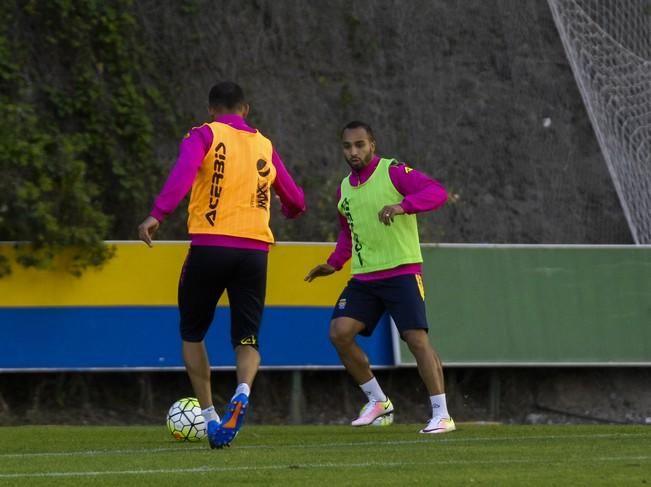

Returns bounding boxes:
[338,298,347,309]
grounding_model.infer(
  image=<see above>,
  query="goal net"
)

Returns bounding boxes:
[548,0,651,244]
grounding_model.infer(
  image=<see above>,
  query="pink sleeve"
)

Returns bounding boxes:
[150,126,212,221]
[389,163,448,214]
[326,186,352,270]
[271,149,306,219]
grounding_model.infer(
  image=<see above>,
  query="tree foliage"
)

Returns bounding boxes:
[0,0,180,276]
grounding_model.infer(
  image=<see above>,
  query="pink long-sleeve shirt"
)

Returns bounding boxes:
[327,155,448,281]
[150,114,306,251]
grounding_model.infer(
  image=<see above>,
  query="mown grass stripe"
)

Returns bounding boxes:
[0,431,647,460]
[1,456,650,479]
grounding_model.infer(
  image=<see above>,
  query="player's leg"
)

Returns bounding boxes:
[330,316,371,384]
[177,246,228,441]
[211,249,267,447]
[401,329,455,432]
[234,343,260,388]
[227,248,267,393]
[182,341,212,410]
[386,274,455,434]
[331,279,393,426]
[402,329,445,396]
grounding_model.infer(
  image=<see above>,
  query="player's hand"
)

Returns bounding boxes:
[304,263,336,282]
[378,204,405,225]
[137,216,160,247]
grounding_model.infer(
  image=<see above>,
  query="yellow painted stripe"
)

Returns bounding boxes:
[0,242,350,307]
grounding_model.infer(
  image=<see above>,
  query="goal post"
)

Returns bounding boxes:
[548,0,651,243]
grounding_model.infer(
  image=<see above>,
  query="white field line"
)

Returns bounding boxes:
[0,432,647,460]
[1,456,651,479]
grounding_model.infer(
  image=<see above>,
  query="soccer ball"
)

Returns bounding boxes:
[372,413,394,426]
[166,397,207,441]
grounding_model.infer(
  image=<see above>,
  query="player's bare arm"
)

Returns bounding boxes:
[304,263,336,282]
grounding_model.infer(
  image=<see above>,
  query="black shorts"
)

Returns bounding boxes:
[331,274,429,337]
[178,245,267,347]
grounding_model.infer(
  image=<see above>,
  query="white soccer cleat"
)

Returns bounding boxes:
[419,416,456,434]
[351,398,394,426]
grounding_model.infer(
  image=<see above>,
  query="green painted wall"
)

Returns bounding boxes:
[398,245,651,365]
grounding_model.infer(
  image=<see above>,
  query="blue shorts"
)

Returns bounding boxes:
[331,274,429,337]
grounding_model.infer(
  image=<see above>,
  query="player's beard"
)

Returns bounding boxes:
[346,152,372,172]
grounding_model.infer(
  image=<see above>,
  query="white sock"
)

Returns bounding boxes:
[430,393,449,418]
[201,405,219,423]
[232,382,250,400]
[360,377,387,403]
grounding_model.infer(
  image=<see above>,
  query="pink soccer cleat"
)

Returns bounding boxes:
[351,398,394,426]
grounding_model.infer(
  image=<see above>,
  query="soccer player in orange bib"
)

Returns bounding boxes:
[138,81,305,448]
[305,121,454,434]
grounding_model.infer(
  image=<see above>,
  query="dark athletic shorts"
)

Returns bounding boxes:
[331,274,429,337]
[178,245,267,347]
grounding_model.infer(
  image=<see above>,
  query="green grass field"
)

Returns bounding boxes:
[0,424,649,486]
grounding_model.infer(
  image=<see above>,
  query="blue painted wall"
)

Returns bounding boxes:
[0,306,394,370]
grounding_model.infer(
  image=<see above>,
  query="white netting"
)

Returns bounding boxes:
[548,0,651,243]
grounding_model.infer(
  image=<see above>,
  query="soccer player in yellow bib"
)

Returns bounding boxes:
[305,121,454,434]
[138,82,305,448]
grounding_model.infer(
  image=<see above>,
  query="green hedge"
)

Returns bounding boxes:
[0,0,182,276]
